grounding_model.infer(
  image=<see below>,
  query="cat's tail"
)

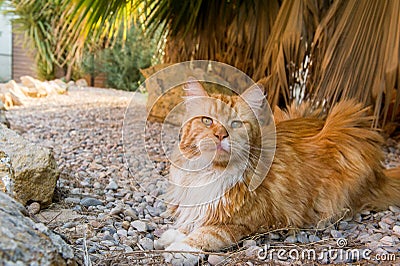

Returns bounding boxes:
[366,166,400,210]
[379,167,400,207]
[322,100,400,210]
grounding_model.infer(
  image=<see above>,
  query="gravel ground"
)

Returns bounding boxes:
[5,86,400,265]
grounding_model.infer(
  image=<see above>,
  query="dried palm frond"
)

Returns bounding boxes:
[308,0,400,128]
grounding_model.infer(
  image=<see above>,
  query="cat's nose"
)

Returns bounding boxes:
[214,128,228,141]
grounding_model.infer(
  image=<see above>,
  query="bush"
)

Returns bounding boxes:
[81,25,160,91]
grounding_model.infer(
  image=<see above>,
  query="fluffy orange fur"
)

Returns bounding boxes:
[164,81,400,252]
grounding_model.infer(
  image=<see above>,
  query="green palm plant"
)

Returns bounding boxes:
[23,0,400,129]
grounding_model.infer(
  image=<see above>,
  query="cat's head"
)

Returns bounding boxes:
[178,78,266,168]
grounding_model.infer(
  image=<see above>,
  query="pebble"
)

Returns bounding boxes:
[269,232,281,240]
[330,229,343,239]
[308,235,321,242]
[146,206,160,216]
[338,221,348,230]
[64,197,81,204]
[208,254,226,265]
[102,233,114,241]
[375,248,388,255]
[380,236,394,246]
[131,220,148,232]
[284,235,297,243]
[62,222,77,229]
[245,246,260,257]
[378,221,390,231]
[393,225,400,235]
[122,221,130,230]
[381,217,395,225]
[80,197,103,207]
[370,233,383,242]
[389,206,400,213]
[106,179,119,190]
[128,228,137,237]
[93,182,102,189]
[243,239,257,247]
[27,202,41,215]
[138,237,153,250]
[101,240,116,247]
[72,205,82,212]
[110,206,123,215]
[297,232,309,243]
[117,229,128,237]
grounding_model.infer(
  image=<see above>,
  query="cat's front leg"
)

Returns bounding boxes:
[162,224,250,265]
[183,224,250,251]
[155,228,187,250]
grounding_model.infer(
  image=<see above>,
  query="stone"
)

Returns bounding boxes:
[27,201,41,215]
[389,206,400,213]
[308,235,321,242]
[93,182,102,189]
[338,221,349,230]
[62,222,77,229]
[80,197,103,207]
[284,235,297,243]
[49,80,68,94]
[0,125,59,206]
[378,221,390,231]
[380,236,394,246]
[122,221,130,230]
[297,232,309,243]
[106,179,119,190]
[381,217,395,225]
[110,206,123,215]
[0,151,12,193]
[138,237,153,250]
[0,192,75,265]
[243,239,257,247]
[330,230,343,239]
[20,76,48,97]
[64,197,81,204]
[124,207,139,219]
[131,220,149,232]
[393,225,400,236]
[116,229,128,237]
[75,79,88,87]
[208,254,226,265]
[269,232,281,240]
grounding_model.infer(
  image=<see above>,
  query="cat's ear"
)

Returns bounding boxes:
[183,77,208,97]
[241,83,266,114]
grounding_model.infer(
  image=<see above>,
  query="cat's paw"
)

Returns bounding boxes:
[164,242,204,266]
[154,229,186,250]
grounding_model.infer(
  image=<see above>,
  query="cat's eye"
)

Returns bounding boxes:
[201,117,213,126]
[231,120,243,128]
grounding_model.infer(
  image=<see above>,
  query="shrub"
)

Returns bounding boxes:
[81,25,160,91]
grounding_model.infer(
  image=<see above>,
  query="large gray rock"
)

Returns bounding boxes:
[0,191,75,265]
[0,124,59,206]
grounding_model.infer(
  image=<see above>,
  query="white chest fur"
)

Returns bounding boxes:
[168,163,244,231]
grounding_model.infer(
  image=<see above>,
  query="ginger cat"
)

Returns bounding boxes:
[157,79,400,265]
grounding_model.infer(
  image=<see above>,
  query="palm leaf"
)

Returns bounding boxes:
[308,0,400,127]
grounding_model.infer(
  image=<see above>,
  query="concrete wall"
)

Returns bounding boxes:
[0,8,12,82]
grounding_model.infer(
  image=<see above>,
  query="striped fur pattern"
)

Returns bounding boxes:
[158,80,400,262]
